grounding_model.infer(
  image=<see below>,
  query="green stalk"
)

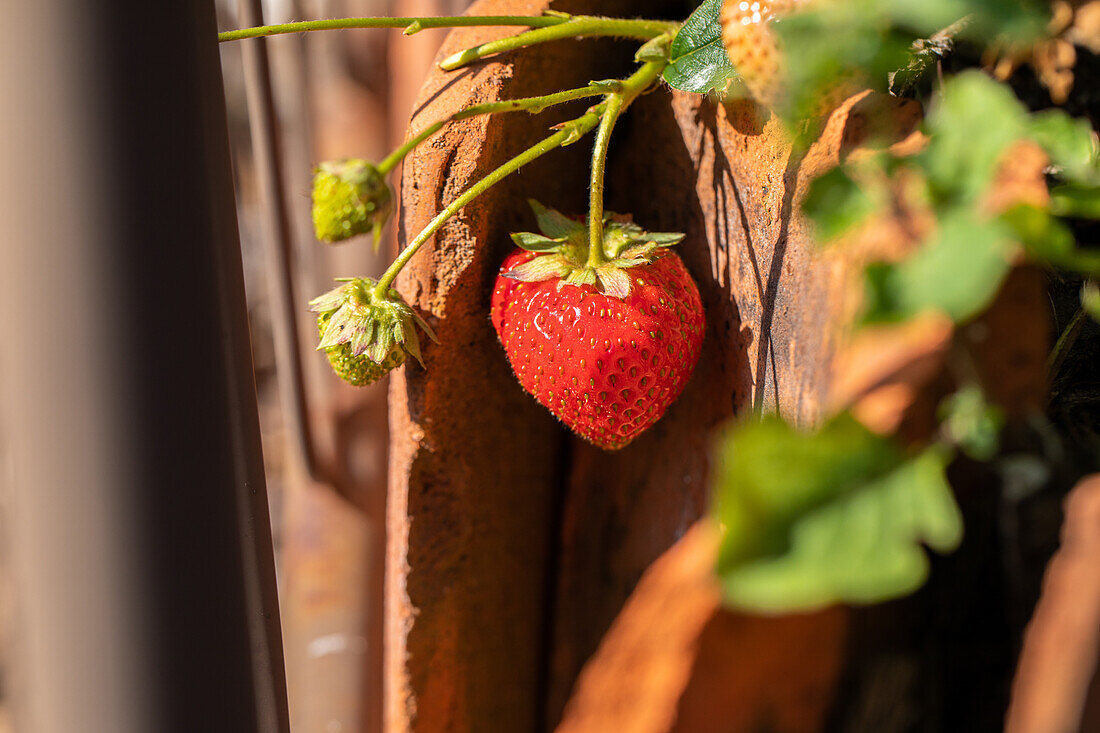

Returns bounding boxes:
[584,58,665,266]
[439,17,679,70]
[376,83,617,175]
[372,112,601,297]
[586,93,623,268]
[372,56,667,297]
[218,15,566,42]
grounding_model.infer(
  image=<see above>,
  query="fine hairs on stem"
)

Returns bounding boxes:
[223,10,679,312]
[372,57,668,297]
[376,82,621,175]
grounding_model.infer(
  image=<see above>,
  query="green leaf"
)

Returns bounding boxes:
[774,3,911,120]
[713,415,962,613]
[662,0,738,95]
[767,0,1046,121]
[938,385,1004,461]
[920,71,1028,203]
[1001,204,1100,275]
[803,167,878,243]
[1028,109,1099,183]
[887,0,979,35]
[892,0,1048,45]
[1051,183,1100,219]
[863,211,1014,324]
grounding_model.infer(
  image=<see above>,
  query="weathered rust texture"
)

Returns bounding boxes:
[551,262,1055,733]
[386,3,1057,731]
[546,90,924,722]
[386,1,663,731]
[555,521,849,733]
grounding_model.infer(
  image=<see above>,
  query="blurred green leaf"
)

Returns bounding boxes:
[775,2,912,120]
[891,0,1048,44]
[1002,204,1100,275]
[887,0,973,37]
[773,0,1046,122]
[920,71,1028,202]
[1051,183,1100,219]
[662,0,738,94]
[1028,110,1099,183]
[713,415,962,613]
[1084,281,1100,322]
[864,211,1014,323]
[803,167,878,242]
[938,385,1004,460]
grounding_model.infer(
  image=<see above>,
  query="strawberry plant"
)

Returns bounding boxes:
[221,0,1100,619]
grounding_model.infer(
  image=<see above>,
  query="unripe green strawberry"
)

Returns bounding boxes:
[310,277,437,387]
[491,201,704,450]
[312,159,393,246]
[317,312,406,386]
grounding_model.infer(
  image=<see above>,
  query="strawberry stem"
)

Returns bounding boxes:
[585,57,666,268]
[376,82,621,175]
[218,15,567,42]
[370,50,670,300]
[586,93,623,268]
[438,17,680,70]
[372,111,602,298]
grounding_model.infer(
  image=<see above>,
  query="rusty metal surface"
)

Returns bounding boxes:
[382,4,1041,733]
[554,522,849,733]
[386,1,660,730]
[383,1,856,728]
[544,87,916,724]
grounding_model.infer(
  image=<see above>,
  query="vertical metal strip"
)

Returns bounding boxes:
[0,2,291,731]
[237,0,334,488]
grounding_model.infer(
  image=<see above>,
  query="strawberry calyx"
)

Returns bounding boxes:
[309,277,437,368]
[503,199,684,297]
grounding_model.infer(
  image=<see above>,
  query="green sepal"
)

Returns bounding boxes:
[511,231,565,252]
[603,224,684,260]
[595,267,631,297]
[563,267,598,289]
[530,199,583,239]
[310,277,437,388]
[504,201,686,297]
[312,159,394,248]
[503,254,572,283]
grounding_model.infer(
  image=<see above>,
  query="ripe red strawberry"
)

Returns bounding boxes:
[491,201,704,450]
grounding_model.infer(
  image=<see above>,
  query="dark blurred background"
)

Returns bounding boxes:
[0,1,470,732]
